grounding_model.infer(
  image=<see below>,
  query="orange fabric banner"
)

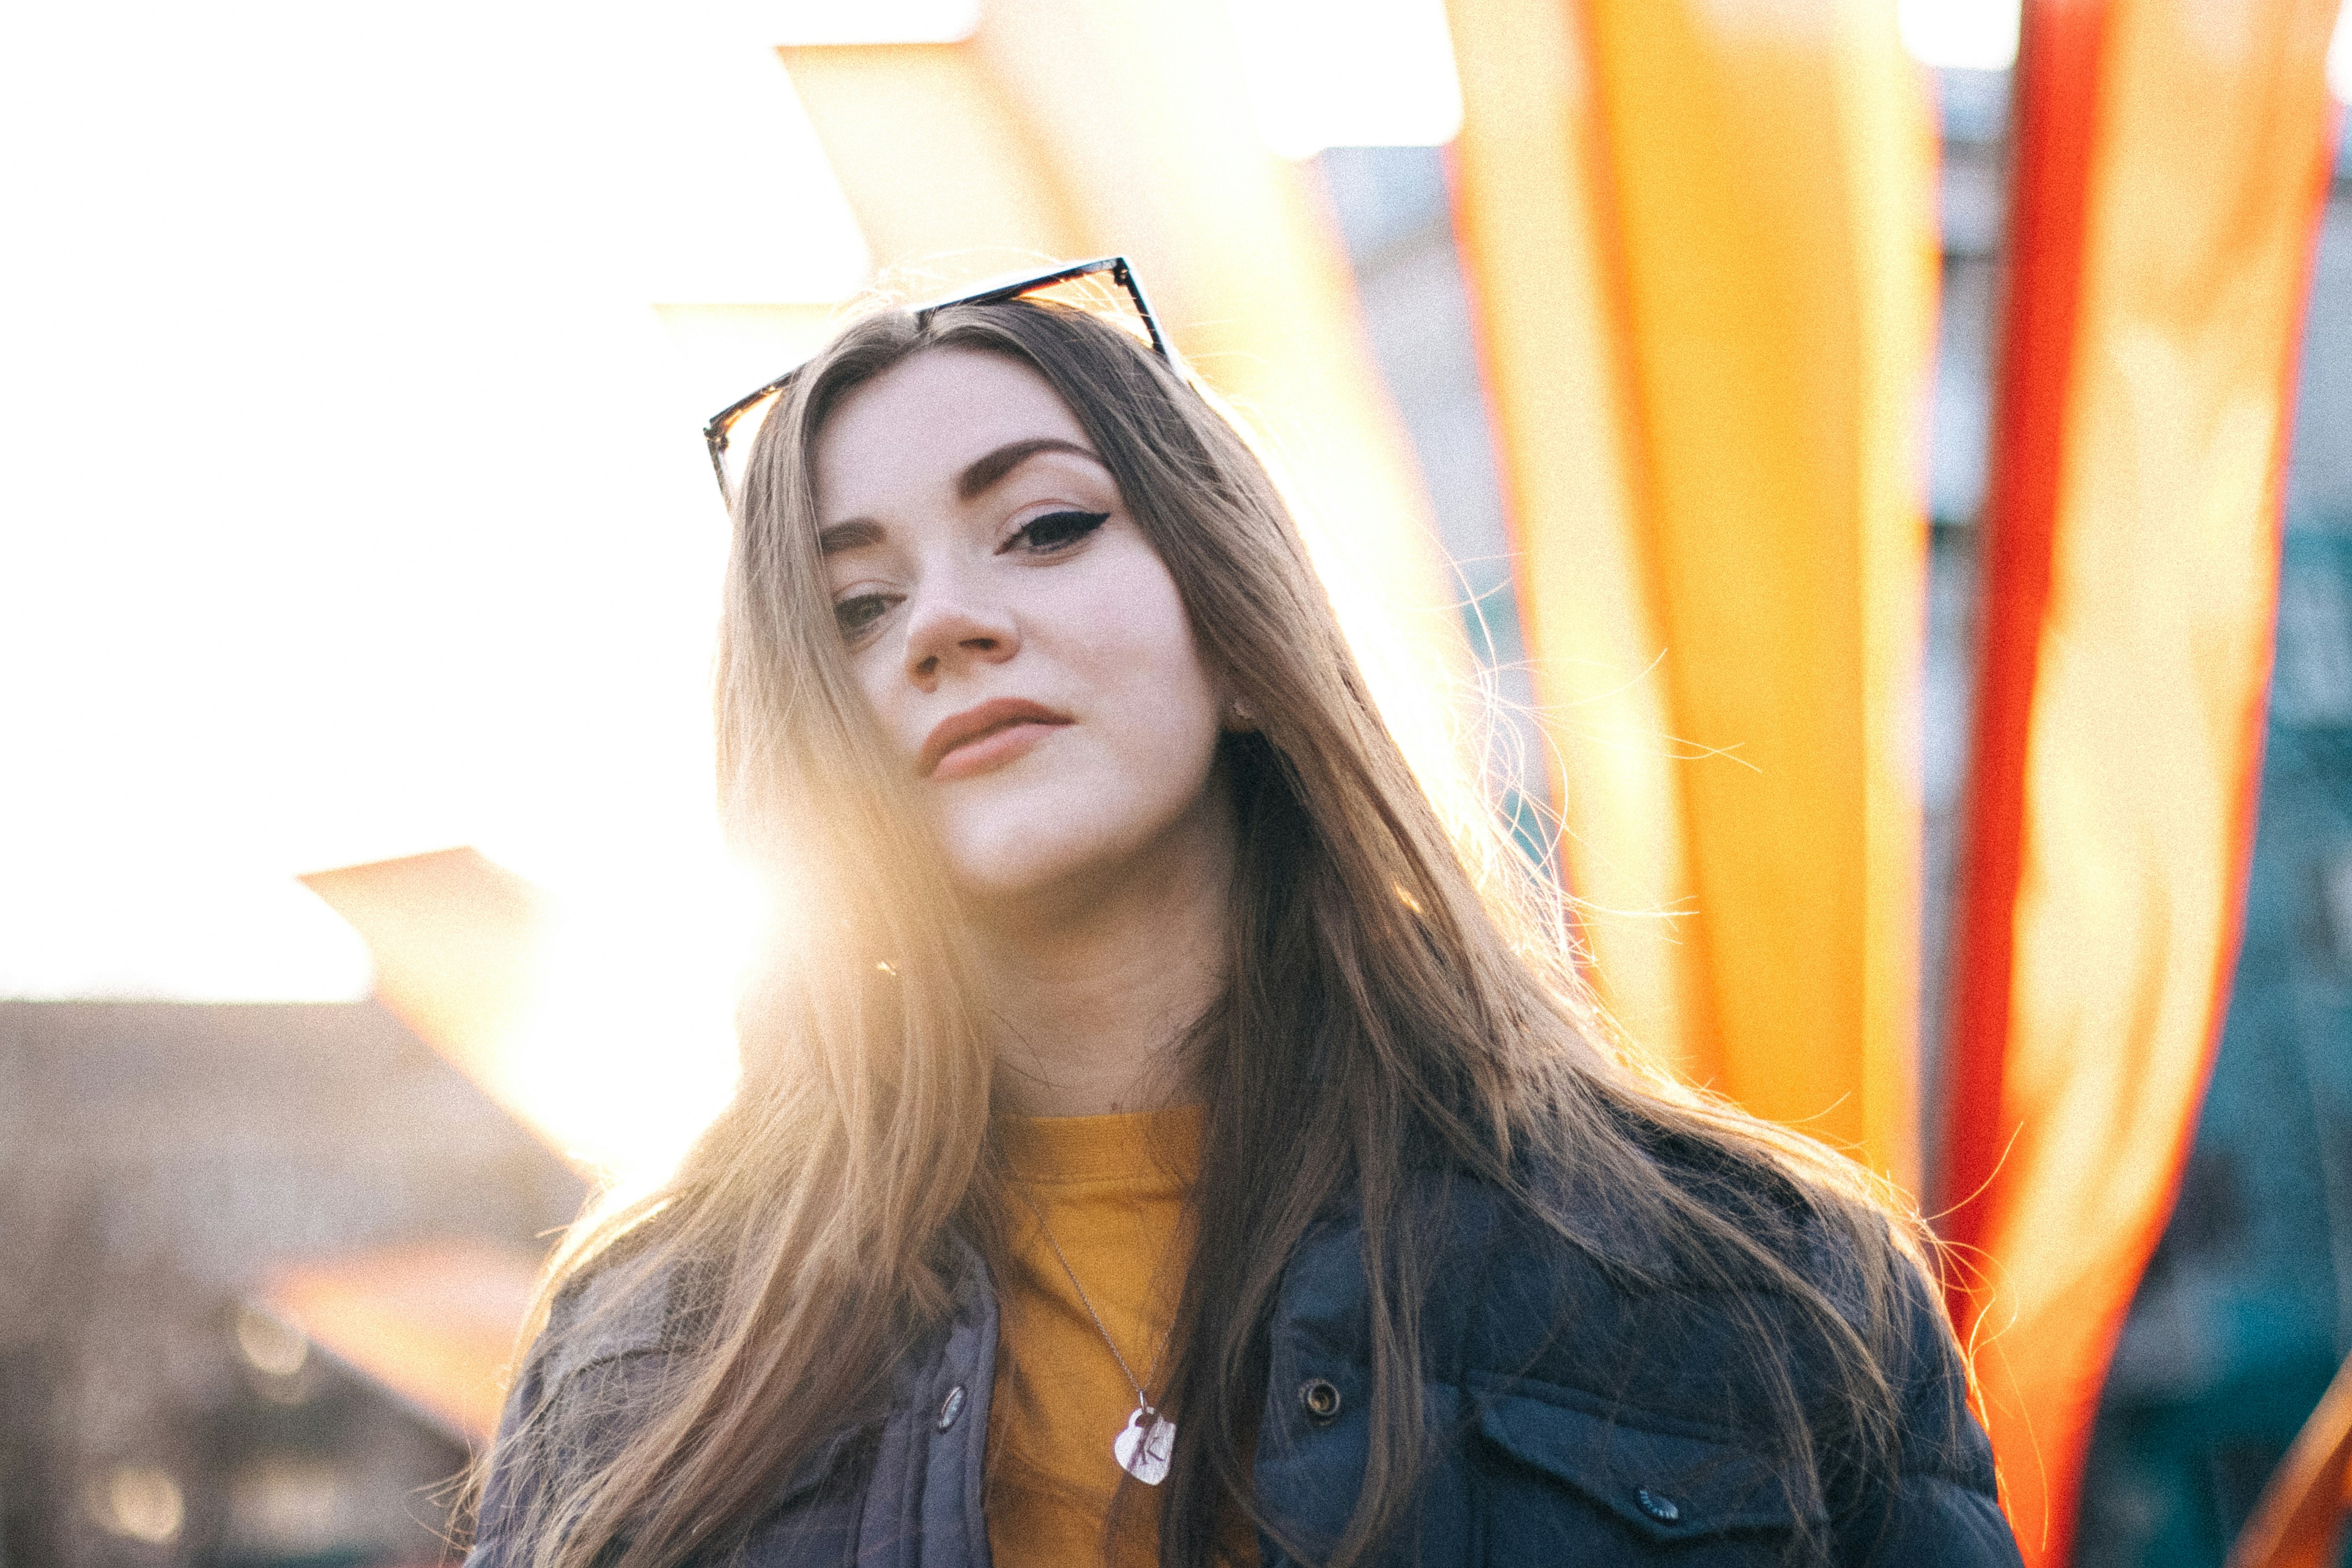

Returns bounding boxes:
[1941,1,2339,1561]
[1446,0,1939,1187]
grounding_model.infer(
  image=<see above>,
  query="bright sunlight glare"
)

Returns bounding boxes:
[1898,0,2022,72]
[465,840,764,1188]
[1224,0,1466,159]
[770,0,979,44]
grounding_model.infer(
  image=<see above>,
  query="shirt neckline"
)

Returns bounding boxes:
[994,1102,1205,1185]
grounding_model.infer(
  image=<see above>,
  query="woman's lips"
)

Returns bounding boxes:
[919,698,1073,781]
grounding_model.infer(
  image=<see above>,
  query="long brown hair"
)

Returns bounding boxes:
[471,296,1932,1568]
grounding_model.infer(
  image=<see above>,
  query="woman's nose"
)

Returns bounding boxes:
[900,573,1019,688]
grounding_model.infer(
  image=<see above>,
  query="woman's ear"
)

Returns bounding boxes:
[1220,692,1258,734]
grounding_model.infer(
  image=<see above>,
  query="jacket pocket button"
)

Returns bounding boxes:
[937,1384,967,1431]
[1299,1378,1342,1424]
[1634,1486,1681,1524]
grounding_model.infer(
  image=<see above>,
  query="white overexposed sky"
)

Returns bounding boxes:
[1899,0,2021,72]
[1,3,875,1004]
[1226,0,1465,158]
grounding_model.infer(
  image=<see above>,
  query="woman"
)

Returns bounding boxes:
[465,260,2022,1568]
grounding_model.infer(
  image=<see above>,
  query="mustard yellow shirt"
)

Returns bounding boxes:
[987,1105,1257,1567]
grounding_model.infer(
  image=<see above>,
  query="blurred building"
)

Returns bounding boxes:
[0,1003,581,1568]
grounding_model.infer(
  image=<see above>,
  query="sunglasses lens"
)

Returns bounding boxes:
[712,387,785,502]
[1001,270,1159,355]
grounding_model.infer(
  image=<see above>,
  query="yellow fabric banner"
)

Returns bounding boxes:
[1447,0,1939,1187]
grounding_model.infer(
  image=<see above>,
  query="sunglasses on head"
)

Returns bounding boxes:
[700,255,1173,501]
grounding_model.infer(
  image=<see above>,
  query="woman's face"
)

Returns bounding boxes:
[810,347,1231,908]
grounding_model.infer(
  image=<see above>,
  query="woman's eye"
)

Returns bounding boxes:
[1008,510,1110,554]
[833,593,895,639]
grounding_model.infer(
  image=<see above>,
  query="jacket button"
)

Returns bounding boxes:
[1634,1486,1681,1524]
[1299,1377,1342,1424]
[937,1384,967,1431]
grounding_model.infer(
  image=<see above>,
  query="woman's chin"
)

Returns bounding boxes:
[945,844,1103,912]
[940,824,1150,923]
[933,773,1229,924]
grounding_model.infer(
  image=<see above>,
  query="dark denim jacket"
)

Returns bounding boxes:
[469,1174,2022,1567]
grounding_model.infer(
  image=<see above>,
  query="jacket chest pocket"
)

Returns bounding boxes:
[1469,1381,1827,1565]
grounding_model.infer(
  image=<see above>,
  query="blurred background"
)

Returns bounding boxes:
[4,1,2351,1564]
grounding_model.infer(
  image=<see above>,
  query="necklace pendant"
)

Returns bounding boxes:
[1112,1405,1175,1485]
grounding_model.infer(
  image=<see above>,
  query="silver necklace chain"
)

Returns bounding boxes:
[1014,1186,1165,1414]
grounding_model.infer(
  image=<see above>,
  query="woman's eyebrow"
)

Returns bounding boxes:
[817,518,883,557]
[956,437,1102,501]
[818,439,1104,554]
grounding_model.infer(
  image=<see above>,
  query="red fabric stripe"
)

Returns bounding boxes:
[1941,0,2111,1269]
